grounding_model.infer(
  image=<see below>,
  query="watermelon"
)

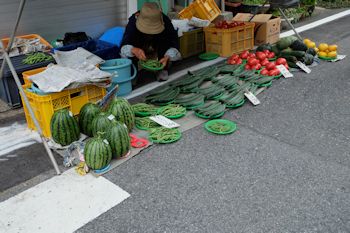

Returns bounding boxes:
[105,121,131,159]
[84,134,112,170]
[107,97,135,131]
[50,109,80,146]
[91,112,114,137]
[79,103,101,137]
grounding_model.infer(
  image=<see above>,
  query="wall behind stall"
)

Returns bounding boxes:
[0,0,127,42]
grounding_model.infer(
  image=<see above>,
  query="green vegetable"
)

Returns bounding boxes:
[135,117,161,130]
[306,48,317,56]
[107,97,135,131]
[277,36,298,50]
[78,103,101,137]
[84,133,112,170]
[194,101,226,118]
[105,121,131,159]
[132,103,158,116]
[174,93,205,109]
[281,50,306,58]
[140,59,163,69]
[290,40,308,51]
[157,104,186,117]
[303,53,314,65]
[22,52,54,65]
[208,122,232,133]
[149,127,181,143]
[91,112,114,137]
[145,87,180,105]
[256,43,272,52]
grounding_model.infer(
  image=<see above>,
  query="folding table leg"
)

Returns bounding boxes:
[278,7,303,40]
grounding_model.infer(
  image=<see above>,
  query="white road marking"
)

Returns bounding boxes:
[0,169,130,233]
[0,123,41,157]
[280,9,350,38]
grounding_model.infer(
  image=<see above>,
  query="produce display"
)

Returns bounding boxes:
[50,109,80,146]
[105,121,131,159]
[135,117,161,130]
[84,134,112,170]
[194,101,226,119]
[132,103,158,117]
[22,52,53,65]
[107,97,135,131]
[205,119,237,135]
[215,20,245,29]
[157,104,187,119]
[148,127,182,144]
[239,50,276,71]
[145,86,180,105]
[79,103,101,137]
[174,93,205,109]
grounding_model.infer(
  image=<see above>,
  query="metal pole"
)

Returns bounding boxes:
[0,42,61,175]
[278,8,302,40]
[0,0,26,80]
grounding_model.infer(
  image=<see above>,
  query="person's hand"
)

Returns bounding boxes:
[131,47,146,61]
[159,55,170,67]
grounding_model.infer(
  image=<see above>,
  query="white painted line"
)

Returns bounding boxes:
[0,169,130,233]
[125,57,226,99]
[280,9,350,38]
[0,123,41,157]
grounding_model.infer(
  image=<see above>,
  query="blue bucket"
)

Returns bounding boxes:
[100,58,137,96]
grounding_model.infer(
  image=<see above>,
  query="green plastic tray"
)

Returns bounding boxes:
[318,55,337,61]
[258,81,273,88]
[135,111,153,117]
[211,92,224,100]
[199,52,220,61]
[157,106,187,119]
[205,119,237,135]
[186,102,205,110]
[195,111,225,119]
[149,129,182,144]
[226,99,245,109]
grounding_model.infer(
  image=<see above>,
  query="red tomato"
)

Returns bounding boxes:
[260,68,269,76]
[268,52,276,59]
[263,50,270,56]
[248,53,256,58]
[240,51,249,59]
[247,58,259,66]
[266,62,276,71]
[231,54,239,60]
[236,58,243,64]
[256,52,267,61]
[260,59,270,66]
[254,63,262,70]
[284,63,289,70]
[245,64,251,70]
[268,69,280,76]
[228,60,236,65]
[276,58,287,65]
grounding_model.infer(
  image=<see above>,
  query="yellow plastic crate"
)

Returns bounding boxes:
[204,22,255,57]
[179,0,221,22]
[22,67,46,85]
[21,82,106,138]
[179,28,205,58]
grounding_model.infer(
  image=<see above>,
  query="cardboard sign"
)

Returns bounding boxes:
[244,91,260,106]
[150,115,180,129]
[296,61,311,73]
[276,65,293,78]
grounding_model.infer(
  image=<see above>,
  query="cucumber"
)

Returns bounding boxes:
[281,50,306,58]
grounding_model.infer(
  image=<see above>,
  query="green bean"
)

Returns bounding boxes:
[158,104,186,117]
[132,103,158,115]
[140,59,163,68]
[208,122,231,133]
[22,52,53,65]
[135,117,161,129]
[149,127,180,142]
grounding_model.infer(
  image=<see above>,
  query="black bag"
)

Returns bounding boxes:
[62,32,91,46]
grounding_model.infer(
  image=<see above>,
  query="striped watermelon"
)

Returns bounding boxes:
[105,121,131,159]
[107,97,135,131]
[50,109,80,146]
[91,112,114,137]
[79,103,101,137]
[84,135,112,170]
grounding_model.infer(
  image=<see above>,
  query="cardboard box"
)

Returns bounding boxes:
[233,13,281,45]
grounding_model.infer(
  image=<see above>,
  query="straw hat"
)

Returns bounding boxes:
[136,2,165,35]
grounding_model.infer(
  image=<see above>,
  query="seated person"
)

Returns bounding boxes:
[120,2,181,81]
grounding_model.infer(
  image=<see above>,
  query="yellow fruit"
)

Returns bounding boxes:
[306,41,316,48]
[328,44,338,51]
[303,39,311,44]
[325,49,330,53]
[319,51,327,57]
[315,48,319,53]
[327,51,337,58]
[318,43,329,52]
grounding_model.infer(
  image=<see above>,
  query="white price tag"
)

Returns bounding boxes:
[103,139,109,145]
[296,61,311,73]
[69,111,73,117]
[276,65,293,78]
[107,114,115,121]
[332,55,346,62]
[244,91,260,106]
[150,115,180,129]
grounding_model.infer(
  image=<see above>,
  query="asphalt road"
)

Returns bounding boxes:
[0,13,350,233]
[76,15,350,232]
